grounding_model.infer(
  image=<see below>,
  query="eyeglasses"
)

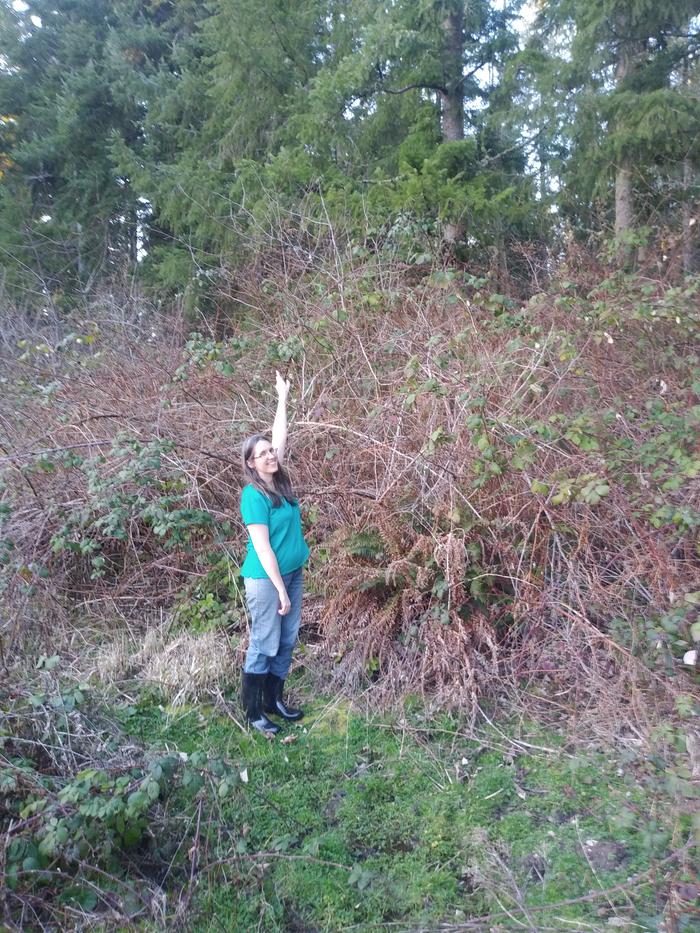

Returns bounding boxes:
[251,447,277,460]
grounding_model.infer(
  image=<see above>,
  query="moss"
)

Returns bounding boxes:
[120,696,689,932]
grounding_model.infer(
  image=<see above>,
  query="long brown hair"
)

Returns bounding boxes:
[241,434,297,508]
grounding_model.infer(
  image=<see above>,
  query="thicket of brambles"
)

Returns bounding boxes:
[1,0,699,928]
[2,227,698,700]
[1,232,698,926]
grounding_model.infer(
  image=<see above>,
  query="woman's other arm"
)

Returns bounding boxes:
[271,370,289,464]
[247,523,291,615]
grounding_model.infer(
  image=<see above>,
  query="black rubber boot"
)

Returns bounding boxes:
[263,673,304,721]
[241,672,279,735]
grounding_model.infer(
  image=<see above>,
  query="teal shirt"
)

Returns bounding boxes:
[240,484,310,578]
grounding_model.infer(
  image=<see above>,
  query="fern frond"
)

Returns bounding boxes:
[342,529,385,560]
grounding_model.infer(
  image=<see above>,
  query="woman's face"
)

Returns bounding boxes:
[248,439,278,481]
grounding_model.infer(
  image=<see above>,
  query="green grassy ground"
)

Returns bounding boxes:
[120,689,695,933]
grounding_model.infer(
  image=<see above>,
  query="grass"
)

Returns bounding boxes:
[117,686,695,932]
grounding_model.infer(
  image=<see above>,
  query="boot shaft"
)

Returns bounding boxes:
[241,672,280,734]
[263,673,303,721]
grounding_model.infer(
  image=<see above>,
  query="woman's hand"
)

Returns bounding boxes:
[277,587,291,615]
[275,369,290,399]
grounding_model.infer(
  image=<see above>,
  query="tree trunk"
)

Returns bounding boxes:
[613,27,639,258]
[538,133,547,203]
[682,57,697,275]
[614,163,634,241]
[682,155,697,275]
[438,12,464,143]
[438,3,465,245]
[76,221,85,280]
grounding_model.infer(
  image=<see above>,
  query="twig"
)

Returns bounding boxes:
[397,842,695,931]
[197,850,351,875]
[177,797,203,918]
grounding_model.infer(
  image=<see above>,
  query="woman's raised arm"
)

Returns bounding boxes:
[271,369,290,463]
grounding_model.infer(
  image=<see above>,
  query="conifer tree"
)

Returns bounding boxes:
[528,0,700,253]
[0,0,192,300]
[124,0,533,272]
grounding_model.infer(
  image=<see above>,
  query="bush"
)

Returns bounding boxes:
[1,250,698,719]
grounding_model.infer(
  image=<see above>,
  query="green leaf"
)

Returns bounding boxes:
[121,890,143,917]
[348,864,375,890]
[122,824,143,847]
[306,838,320,856]
[182,771,204,795]
[127,791,147,812]
[60,887,98,910]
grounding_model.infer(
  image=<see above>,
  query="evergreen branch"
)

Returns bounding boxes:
[455,61,488,91]
[266,14,310,82]
[479,127,546,167]
[380,81,448,95]
[377,58,489,99]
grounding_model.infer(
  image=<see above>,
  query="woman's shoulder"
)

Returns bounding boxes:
[241,483,268,502]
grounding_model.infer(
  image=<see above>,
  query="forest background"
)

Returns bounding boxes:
[1,1,699,930]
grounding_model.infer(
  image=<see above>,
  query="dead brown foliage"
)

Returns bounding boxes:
[0,250,697,724]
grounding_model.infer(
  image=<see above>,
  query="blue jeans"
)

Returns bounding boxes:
[243,567,303,677]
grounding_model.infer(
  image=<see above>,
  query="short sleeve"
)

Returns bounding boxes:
[240,485,270,526]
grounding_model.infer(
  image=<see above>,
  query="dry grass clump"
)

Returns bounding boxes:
[94,619,238,705]
[138,629,238,705]
[1,243,698,723]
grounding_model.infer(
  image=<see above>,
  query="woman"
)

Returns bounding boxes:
[239,370,309,735]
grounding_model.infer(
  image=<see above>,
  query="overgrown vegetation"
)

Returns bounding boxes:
[1,236,698,927]
[2,247,698,704]
[1,2,698,927]
[2,663,698,930]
